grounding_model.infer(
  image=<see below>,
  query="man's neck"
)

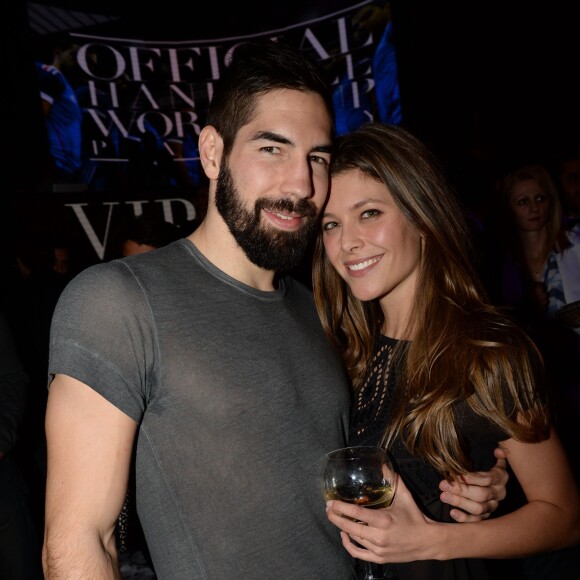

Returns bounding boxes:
[187,219,277,292]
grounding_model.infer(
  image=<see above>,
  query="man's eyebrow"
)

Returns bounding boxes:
[251,131,333,154]
[251,131,291,145]
[312,144,333,155]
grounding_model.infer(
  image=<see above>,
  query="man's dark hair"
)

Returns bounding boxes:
[206,40,334,156]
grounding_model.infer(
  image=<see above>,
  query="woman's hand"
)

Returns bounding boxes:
[439,447,508,522]
[325,475,443,563]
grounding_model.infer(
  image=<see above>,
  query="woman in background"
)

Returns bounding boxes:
[496,164,580,332]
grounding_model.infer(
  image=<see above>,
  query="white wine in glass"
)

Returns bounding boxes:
[322,446,397,580]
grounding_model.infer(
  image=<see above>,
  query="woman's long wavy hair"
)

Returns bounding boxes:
[313,123,551,478]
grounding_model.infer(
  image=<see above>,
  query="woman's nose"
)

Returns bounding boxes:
[341,227,361,252]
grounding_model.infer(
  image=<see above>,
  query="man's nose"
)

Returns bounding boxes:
[281,157,314,200]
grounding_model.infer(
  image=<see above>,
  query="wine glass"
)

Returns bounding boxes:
[322,446,398,580]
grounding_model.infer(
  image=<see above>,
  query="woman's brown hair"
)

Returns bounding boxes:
[313,123,551,478]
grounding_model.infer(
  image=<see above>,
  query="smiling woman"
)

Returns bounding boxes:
[321,168,422,335]
[312,122,580,580]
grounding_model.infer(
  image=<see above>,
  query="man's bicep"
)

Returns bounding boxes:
[45,374,138,537]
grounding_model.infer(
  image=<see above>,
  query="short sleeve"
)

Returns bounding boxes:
[48,261,157,423]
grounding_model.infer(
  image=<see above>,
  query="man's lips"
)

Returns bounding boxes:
[263,208,305,229]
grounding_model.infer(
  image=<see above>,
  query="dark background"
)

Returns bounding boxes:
[390,1,579,194]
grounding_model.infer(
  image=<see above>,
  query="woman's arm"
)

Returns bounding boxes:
[326,428,580,563]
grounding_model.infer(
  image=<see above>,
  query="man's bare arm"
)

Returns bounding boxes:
[440,447,509,522]
[43,374,138,579]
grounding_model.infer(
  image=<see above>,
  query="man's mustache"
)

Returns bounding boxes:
[256,197,318,218]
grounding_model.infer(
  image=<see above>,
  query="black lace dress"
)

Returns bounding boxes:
[349,335,508,580]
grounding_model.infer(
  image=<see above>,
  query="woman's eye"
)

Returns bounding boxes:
[536,194,548,203]
[516,198,528,206]
[322,221,337,232]
[362,209,380,218]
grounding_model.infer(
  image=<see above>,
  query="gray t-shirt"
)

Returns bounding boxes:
[49,238,355,579]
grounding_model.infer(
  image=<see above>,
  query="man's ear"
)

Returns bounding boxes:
[198,126,223,180]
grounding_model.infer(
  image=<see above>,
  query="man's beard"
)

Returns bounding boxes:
[215,163,320,272]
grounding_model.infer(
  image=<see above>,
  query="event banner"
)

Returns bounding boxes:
[25,0,401,264]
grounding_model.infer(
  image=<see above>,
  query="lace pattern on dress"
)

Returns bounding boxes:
[350,337,398,445]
